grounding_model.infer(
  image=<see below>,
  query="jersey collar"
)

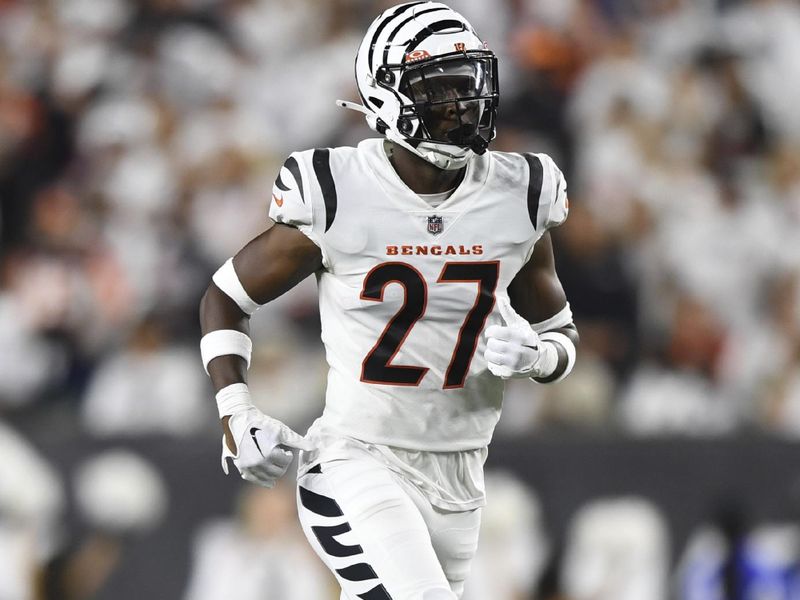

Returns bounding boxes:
[358,138,490,211]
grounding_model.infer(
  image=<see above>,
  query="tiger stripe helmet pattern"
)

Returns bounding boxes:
[346,1,499,170]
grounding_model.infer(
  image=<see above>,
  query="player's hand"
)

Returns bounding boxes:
[221,406,313,488]
[484,298,555,379]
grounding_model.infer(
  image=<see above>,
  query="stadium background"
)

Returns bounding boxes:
[1,0,800,598]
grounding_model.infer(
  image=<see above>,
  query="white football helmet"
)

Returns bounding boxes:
[339,1,499,170]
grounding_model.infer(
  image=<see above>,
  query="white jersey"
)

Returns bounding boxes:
[269,138,567,452]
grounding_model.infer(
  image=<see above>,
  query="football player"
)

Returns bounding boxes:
[199,2,578,599]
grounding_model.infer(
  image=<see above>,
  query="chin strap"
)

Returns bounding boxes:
[414,140,474,170]
[394,135,471,171]
[337,99,474,170]
[470,135,489,154]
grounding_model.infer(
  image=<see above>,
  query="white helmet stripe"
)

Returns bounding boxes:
[366,1,427,71]
[405,18,473,53]
[377,5,450,69]
[381,14,476,68]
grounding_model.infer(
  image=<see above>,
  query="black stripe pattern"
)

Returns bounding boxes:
[311,522,364,558]
[281,156,304,203]
[274,172,290,191]
[299,486,344,517]
[405,19,468,54]
[359,585,392,599]
[381,6,450,65]
[300,483,393,599]
[368,1,426,69]
[336,563,379,582]
[523,153,544,230]
[312,148,338,232]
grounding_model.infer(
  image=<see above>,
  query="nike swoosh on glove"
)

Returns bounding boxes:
[221,407,314,488]
[484,297,558,379]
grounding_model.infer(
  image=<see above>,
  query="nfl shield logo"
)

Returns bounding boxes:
[427,215,443,235]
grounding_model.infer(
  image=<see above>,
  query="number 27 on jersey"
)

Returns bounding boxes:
[360,261,499,389]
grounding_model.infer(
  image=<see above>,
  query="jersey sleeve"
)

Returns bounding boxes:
[269,153,313,232]
[529,153,569,232]
[268,152,330,266]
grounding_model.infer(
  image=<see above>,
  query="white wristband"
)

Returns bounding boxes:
[531,303,573,334]
[533,341,559,378]
[538,331,577,382]
[200,330,253,374]
[216,383,253,418]
[212,258,261,315]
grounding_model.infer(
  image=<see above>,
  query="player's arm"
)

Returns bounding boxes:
[484,231,579,383]
[200,222,322,393]
[199,223,321,485]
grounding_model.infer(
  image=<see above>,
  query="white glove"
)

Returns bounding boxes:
[218,386,313,488]
[484,298,558,379]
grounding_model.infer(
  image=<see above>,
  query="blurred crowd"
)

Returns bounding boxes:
[2,0,800,598]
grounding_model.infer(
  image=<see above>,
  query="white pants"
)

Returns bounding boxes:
[296,455,482,600]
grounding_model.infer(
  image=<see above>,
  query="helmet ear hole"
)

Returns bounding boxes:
[376,67,395,86]
[398,117,413,134]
